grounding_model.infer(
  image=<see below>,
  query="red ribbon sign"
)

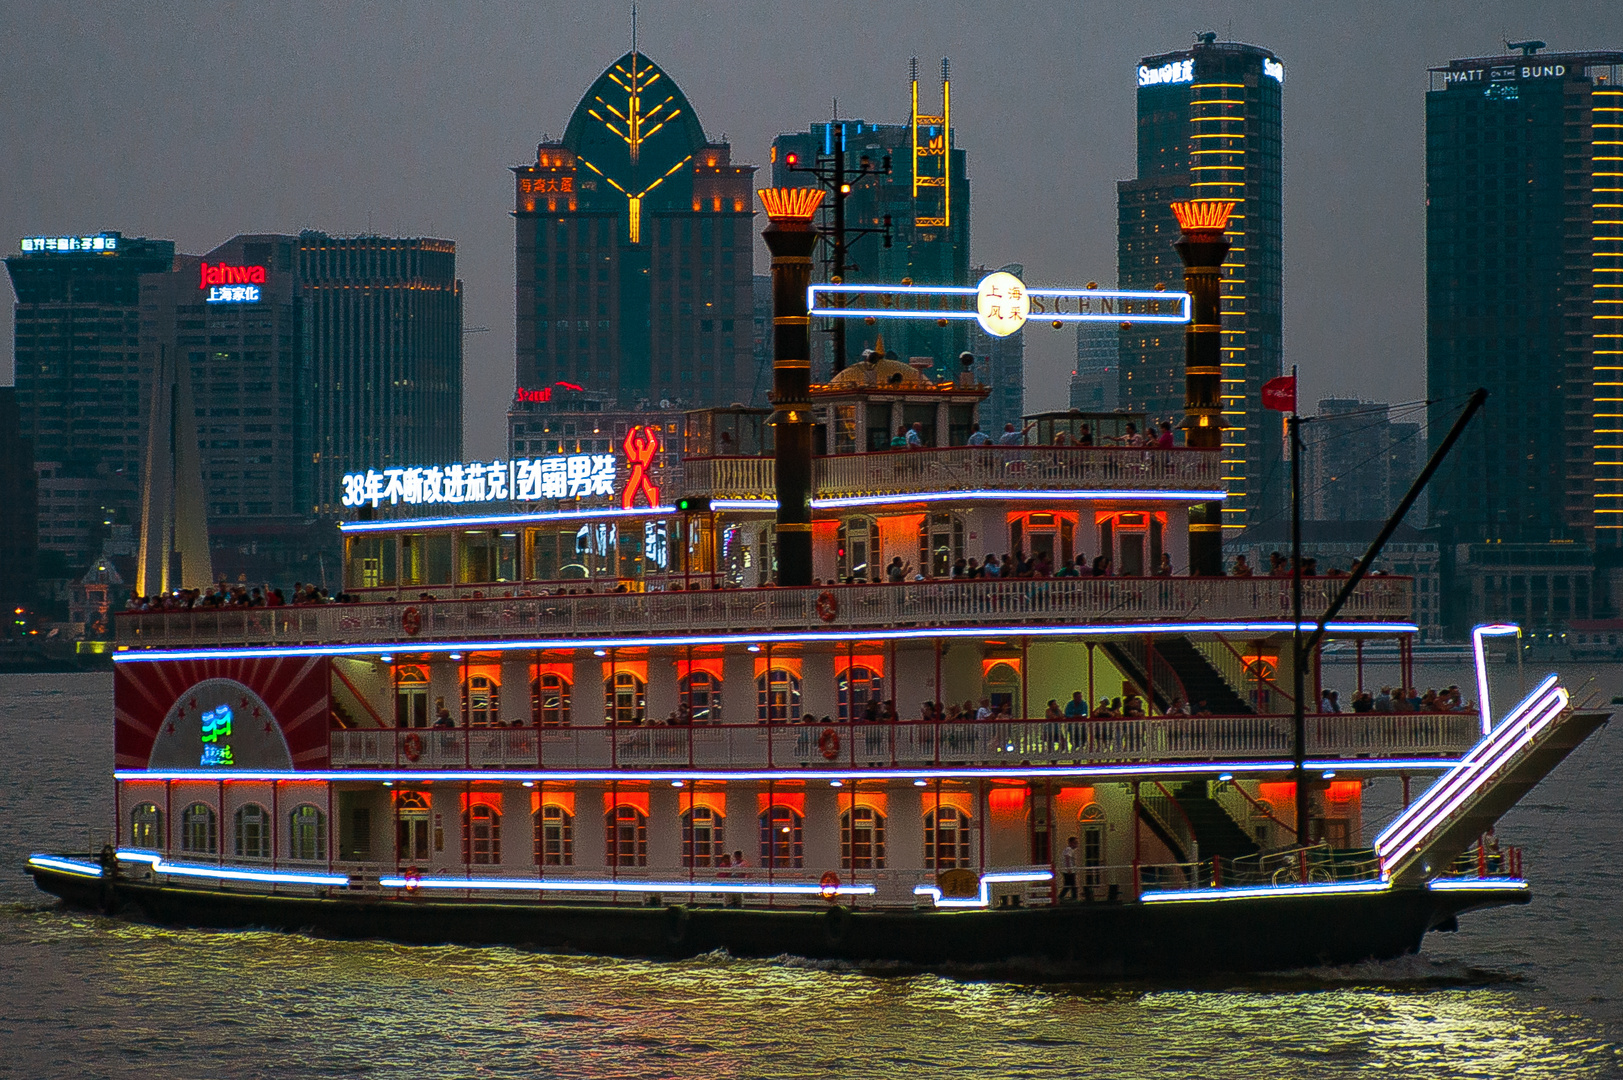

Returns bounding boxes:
[621,425,661,509]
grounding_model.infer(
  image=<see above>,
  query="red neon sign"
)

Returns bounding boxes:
[199,263,267,289]
[514,380,586,404]
[621,426,661,510]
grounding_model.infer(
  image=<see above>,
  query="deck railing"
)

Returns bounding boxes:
[681,445,1224,502]
[117,576,1414,648]
[328,712,1478,771]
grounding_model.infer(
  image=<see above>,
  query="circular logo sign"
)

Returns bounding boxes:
[975,271,1029,338]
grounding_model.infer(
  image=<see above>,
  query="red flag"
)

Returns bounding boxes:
[1262,375,1297,413]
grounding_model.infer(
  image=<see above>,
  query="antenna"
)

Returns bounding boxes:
[910,56,918,84]
[631,4,637,57]
[940,56,949,84]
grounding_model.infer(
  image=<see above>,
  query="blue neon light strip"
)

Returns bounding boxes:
[27,855,103,878]
[111,619,1419,665]
[807,285,1192,325]
[1472,623,1521,734]
[375,875,876,896]
[1141,880,1392,904]
[114,758,1459,785]
[912,870,1053,908]
[111,851,350,887]
[339,505,676,533]
[1425,877,1529,892]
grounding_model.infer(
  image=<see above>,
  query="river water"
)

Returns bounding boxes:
[3,669,1621,1079]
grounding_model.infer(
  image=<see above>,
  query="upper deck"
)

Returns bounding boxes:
[117,575,1414,650]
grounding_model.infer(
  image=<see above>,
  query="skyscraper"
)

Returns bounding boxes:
[5,232,175,575]
[1118,36,1285,534]
[0,387,39,620]
[1072,323,1121,413]
[512,51,756,413]
[771,62,971,381]
[1301,398,1421,524]
[301,232,463,516]
[1425,47,1623,634]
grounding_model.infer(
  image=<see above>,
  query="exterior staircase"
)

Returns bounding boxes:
[1170,781,1260,864]
[1100,636,1252,715]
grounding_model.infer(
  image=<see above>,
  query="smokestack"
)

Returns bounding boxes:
[1172,199,1236,576]
[758,187,827,587]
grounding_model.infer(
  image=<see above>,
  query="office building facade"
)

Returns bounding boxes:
[1425,47,1623,634]
[1072,323,1122,413]
[1302,398,1421,524]
[0,387,39,620]
[301,232,463,516]
[512,51,755,413]
[1118,37,1285,533]
[5,233,175,576]
[771,64,971,381]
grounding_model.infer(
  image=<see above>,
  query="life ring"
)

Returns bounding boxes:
[402,732,424,762]
[403,866,422,891]
[401,606,422,636]
[819,870,841,900]
[815,590,839,622]
[818,727,841,761]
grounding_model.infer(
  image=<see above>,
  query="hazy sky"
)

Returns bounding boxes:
[3,1,1620,459]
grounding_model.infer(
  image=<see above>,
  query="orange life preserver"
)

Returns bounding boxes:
[401,606,422,636]
[815,590,839,622]
[402,732,424,762]
[818,727,840,761]
[819,870,841,899]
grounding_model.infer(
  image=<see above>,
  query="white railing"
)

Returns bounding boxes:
[328,712,1476,771]
[679,446,1225,502]
[118,576,1414,648]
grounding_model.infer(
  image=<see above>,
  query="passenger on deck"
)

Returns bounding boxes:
[1231,554,1254,577]
[1065,692,1088,719]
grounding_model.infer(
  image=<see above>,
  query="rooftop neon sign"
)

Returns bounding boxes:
[19,234,118,254]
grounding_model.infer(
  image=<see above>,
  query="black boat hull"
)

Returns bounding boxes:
[27,864,1527,979]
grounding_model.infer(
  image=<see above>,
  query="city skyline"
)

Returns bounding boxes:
[4,3,1618,463]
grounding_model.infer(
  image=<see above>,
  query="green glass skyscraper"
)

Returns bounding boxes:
[1425,46,1623,634]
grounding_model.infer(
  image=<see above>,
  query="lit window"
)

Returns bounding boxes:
[462,674,501,727]
[679,670,722,724]
[463,804,502,865]
[759,806,803,868]
[181,803,217,854]
[534,804,573,865]
[532,673,572,727]
[129,802,162,849]
[288,805,326,861]
[840,806,886,870]
[605,804,648,867]
[682,806,726,867]
[755,668,802,723]
[234,804,270,859]
[604,671,646,726]
[923,805,971,870]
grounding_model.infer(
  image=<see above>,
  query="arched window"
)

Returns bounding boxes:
[605,804,648,867]
[1080,803,1106,886]
[837,665,884,722]
[918,512,964,578]
[394,665,430,729]
[985,661,1021,718]
[755,668,801,723]
[462,674,500,727]
[837,516,877,581]
[234,804,270,858]
[396,791,432,862]
[840,806,886,870]
[679,670,723,724]
[463,804,502,865]
[531,673,572,727]
[129,803,162,849]
[534,805,573,865]
[181,803,217,854]
[288,805,326,861]
[604,671,647,725]
[682,806,726,867]
[759,806,804,868]
[924,805,971,870]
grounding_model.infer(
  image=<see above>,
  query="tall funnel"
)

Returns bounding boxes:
[758,187,826,587]
[1172,199,1236,576]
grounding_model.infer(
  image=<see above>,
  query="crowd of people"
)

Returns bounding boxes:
[125,581,359,612]
[1319,685,1472,714]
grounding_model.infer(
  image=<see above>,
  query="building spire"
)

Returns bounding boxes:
[631,4,637,59]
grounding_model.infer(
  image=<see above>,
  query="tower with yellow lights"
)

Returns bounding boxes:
[1117,37,1285,534]
[513,51,756,412]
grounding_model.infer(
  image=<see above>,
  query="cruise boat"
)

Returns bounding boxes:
[26,193,1610,976]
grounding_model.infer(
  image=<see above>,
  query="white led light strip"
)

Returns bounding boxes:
[1141,880,1391,904]
[912,870,1053,908]
[113,850,350,887]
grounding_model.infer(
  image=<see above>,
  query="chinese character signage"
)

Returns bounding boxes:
[341,455,613,508]
[201,262,266,304]
[199,704,234,767]
[20,234,118,253]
